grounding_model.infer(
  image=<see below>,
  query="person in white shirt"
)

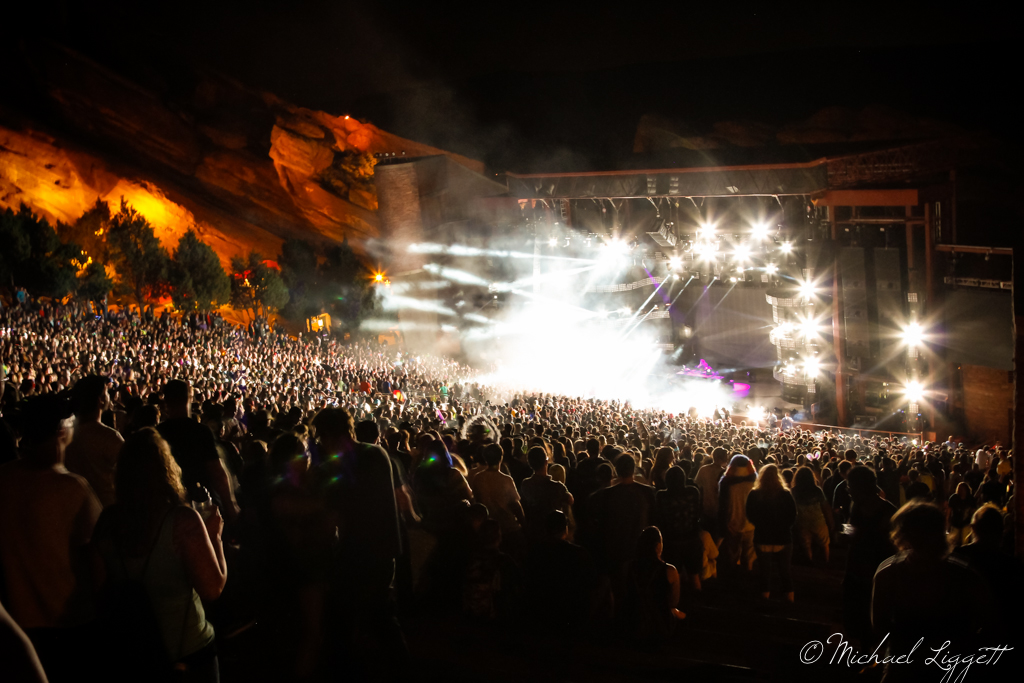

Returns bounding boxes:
[693,447,730,534]
[975,448,992,471]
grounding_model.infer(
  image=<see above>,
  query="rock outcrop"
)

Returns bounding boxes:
[0,42,483,266]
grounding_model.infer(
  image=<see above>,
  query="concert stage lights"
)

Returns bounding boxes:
[903,380,924,403]
[900,322,925,346]
[780,242,793,253]
[798,316,819,338]
[765,263,778,274]
[696,244,716,261]
[750,222,770,240]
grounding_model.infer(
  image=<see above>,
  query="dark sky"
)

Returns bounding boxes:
[12,2,1018,171]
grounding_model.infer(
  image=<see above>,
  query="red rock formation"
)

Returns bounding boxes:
[0,43,483,268]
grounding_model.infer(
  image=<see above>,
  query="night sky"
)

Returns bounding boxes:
[8,1,1017,171]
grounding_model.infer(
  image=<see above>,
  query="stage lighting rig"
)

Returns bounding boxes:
[798,316,819,339]
[696,244,716,262]
[798,280,816,300]
[903,380,924,403]
[779,241,793,254]
[900,322,925,347]
[750,221,770,241]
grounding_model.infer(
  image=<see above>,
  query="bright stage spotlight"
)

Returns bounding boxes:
[798,316,819,338]
[733,244,750,262]
[374,272,385,283]
[900,322,925,346]
[548,238,557,247]
[780,241,793,254]
[698,223,716,240]
[803,356,821,377]
[903,380,924,403]
[598,239,629,268]
[601,238,630,261]
[751,222,770,240]
[765,263,778,275]
[668,255,682,270]
[798,280,816,299]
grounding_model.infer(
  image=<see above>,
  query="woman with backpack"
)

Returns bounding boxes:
[91,428,227,682]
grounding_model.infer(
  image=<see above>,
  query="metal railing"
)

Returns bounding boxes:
[731,415,923,443]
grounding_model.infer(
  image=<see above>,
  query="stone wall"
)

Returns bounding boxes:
[962,364,1013,445]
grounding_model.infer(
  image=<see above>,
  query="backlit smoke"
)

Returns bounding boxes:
[369,235,739,415]
[408,242,595,263]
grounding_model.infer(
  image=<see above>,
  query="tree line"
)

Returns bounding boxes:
[0,198,379,334]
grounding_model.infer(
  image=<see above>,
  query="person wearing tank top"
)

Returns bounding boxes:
[91,428,227,682]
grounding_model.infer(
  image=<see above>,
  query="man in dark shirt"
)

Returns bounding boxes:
[875,457,901,505]
[903,468,931,501]
[525,511,601,629]
[843,466,897,646]
[519,447,573,542]
[504,438,532,488]
[952,504,1017,629]
[590,454,656,599]
[570,438,608,502]
[822,460,852,506]
[314,407,406,675]
[157,379,238,520]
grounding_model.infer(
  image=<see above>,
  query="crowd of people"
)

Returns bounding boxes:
[0,295,1019,682]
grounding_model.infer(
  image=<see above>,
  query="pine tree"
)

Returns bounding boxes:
[106,198,170,306]
[230,252,288,319]
[169,230,230,312]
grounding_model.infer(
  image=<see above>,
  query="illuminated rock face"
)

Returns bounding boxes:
[0,43,481,266]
